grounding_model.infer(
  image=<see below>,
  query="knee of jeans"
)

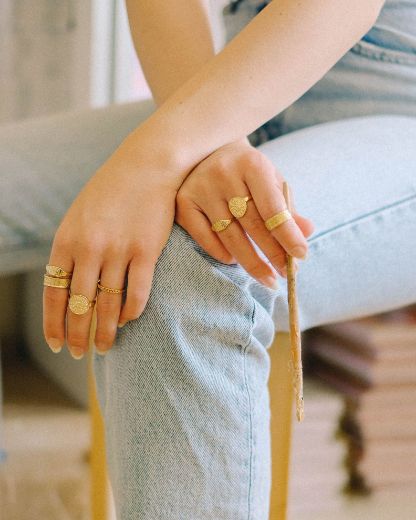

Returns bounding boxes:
[123,223,258,350]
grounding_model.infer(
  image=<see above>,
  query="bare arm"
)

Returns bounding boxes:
[126,0,215,106]
[125,0,384,179]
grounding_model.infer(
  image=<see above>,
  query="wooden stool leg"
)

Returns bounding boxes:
[88,308,108,520]
[268,332,294,520]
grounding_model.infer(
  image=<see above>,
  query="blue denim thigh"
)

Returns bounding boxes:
[93,223,277,520]
[255,115,416,332]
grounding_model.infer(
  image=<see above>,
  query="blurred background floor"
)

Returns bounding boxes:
[1,349,415,520]
[0,352,89,520]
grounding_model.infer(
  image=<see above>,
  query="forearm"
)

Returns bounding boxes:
[126,0,215,106]
[128,0,384,182]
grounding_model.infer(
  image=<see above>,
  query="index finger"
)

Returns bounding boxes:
[43,255,74,353]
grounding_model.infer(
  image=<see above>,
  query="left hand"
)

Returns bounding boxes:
[43,135,180,358]
[175,138,314,287]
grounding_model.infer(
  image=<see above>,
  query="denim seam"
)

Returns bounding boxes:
[351,41,416,66]
[307,192,416,244]
[241,300,257,520]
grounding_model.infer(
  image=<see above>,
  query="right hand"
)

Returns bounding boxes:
[175,138,314,287]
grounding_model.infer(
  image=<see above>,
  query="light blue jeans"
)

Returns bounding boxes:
[93,3,416,519]
[1,0,415,516]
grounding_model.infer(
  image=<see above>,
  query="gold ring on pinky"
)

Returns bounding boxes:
[97,281,126,294]
[43,274,71,289]
[45,265,73,278]
[212,218,234,232]
[265,209,293,231]
[68,293,97,315]
[228,196,252,218]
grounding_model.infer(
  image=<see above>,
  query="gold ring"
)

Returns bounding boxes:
[43,274,71,289]
[97,281,126,294]
[228,196,252,218]
[212,218,234,232]
[68,292,96,315]
[45,265,73,278]
[265,209,293,231]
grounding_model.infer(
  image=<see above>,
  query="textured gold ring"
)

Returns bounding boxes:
[228,196,252,219]
[43,274,71,289]
[212,218,234,232]
[265,209,293,231]
[68,292,96,315]
[97,281,126,294]
[45,265,73,278]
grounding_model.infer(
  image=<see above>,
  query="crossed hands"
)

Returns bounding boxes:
[43,137,314,359]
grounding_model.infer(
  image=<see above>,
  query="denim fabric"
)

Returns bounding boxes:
[93,3,416,518]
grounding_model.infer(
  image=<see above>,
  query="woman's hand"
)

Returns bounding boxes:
[43,138,179,358]
[175,138,314,287]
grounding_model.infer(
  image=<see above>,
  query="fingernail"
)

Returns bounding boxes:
[69,346,84,360]
[95,347,108,356]
[47,338,62,353]
[117,322,126,328]
[263,276,279,290]
[291,246,307,259]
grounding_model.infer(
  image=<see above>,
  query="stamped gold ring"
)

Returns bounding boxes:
[68,291,97,315]
[45,264,73,278]
[212,218,234,232]
[228,195,252,219]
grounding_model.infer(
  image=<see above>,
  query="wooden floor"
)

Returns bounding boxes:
[1,355,415,519]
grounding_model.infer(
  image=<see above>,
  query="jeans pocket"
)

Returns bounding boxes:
[350,38,416,66]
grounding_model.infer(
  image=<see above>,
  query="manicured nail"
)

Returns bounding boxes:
[117,322,126,328]
[69,346,84,360]
[47,338,62,353]
[270,278,279,290]
[263,276,279,290]
[291,246,307,259]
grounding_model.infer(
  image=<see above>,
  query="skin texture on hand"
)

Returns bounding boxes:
[175,138,314,286]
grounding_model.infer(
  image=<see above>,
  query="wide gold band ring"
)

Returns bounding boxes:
[45,264,73,278]
[97,281,126,294]
[212,218,234,232]
[228,195,252,219]
[68,292,97,315]
[265,209,293,231]
[43,274,71,289]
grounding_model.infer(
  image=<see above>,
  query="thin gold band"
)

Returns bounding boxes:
[97,281,126,294]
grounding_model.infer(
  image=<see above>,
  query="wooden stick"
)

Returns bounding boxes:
[282,181,304,422]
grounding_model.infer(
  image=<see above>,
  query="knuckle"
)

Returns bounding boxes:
[243,149,268,171]
[53,228,72,250]
[214,159,231,178]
